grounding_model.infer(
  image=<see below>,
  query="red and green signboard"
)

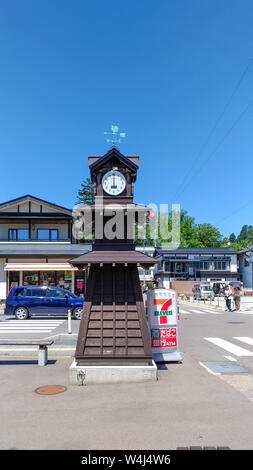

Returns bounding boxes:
[151,328,177,348]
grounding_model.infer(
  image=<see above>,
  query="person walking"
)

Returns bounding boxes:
[224,284,233,312]
[233,286,241,312]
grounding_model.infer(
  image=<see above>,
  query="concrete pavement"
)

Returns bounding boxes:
[1,304,253,449]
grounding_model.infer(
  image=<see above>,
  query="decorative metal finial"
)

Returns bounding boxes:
[104,125,126,145]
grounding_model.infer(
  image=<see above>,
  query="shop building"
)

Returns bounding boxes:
[136,246,155,284]
[0,194,91,302]
[238,246,253,291]
[154,247,240,293]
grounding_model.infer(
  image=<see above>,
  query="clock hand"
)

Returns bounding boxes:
[111,173,117,189]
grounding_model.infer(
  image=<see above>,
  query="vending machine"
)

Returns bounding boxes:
[147,288,182,362]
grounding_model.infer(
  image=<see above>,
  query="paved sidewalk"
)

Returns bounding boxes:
[1,354,253,450]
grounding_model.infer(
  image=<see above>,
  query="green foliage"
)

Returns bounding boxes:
[134,208,253,251]
[193,223,223,247]
[76,177,95,205]
[157,210,223,248]
[229,225,253,251]
[75,177,253,251]
[229,233,236,243]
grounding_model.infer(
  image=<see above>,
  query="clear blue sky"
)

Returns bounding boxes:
[0,0,252,238]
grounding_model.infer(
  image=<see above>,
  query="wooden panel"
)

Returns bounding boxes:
[75,263,152,364]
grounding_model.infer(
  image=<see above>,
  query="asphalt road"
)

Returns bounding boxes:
[179,302,253,373]
[0,305,253,450]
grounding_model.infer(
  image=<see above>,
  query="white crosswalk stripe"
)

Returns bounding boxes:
[204,337,253,357]
[179,307,224,315]
[0,319,65,334]
[234,337,253,346]
[189,309,206,314]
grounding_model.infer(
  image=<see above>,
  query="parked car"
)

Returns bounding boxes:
[192,284,215,301]
[5,286,84,320]
[212,282,227,296]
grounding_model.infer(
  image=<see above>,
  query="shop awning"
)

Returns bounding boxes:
[4,263,76,271]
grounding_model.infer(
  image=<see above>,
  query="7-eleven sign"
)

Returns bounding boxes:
[153,298,173,325]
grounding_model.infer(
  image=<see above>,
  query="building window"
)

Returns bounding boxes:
[8,229,29,240]
[75,272,85,297]
[9,271,19,289]
[22,271,72,291]
[37,229,58,240]
[214,261,227,270]
[195,262,211,270]
[23,272,39,285]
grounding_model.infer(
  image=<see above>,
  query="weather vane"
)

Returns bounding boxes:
[104,125,126,145]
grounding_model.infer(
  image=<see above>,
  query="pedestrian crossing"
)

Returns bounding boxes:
[179,307,224,315]
[179,307,253,315]
[0,319,65,334]
[204,336,253,357]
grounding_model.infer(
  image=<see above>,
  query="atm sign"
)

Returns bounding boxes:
[151,328,177,348]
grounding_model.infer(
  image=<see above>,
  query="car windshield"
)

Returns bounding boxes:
[202,286,212,291]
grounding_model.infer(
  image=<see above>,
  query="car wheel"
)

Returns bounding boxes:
[15,306,29,320]
[72,307,83,320]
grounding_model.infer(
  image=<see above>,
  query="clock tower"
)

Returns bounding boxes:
[70,146,156,365]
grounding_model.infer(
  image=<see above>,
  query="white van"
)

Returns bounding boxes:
[192,284,215,301]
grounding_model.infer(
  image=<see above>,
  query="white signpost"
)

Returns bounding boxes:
[147,288,182,362]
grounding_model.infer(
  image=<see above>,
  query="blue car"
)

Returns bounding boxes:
[5,286,84,320]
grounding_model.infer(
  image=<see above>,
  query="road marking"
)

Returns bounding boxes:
[1,320,65,323]
[179,309,192,314]
[0,319,65,334]
[224,355,237,362]
[234,337,253,346]
[0,326,57,329]
[204,337,253,357]
[0,355,73,359]
[204,310,222,314]
[189,309,206,314]
[0,347,75,351]
[0,330,53,333]
[199,362,220,376]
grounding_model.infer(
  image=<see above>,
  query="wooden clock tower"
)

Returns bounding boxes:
[70,146,156,365]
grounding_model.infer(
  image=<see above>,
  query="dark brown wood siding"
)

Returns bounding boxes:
[75,264,152,365]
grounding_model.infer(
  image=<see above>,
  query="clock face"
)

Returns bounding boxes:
[102,170,126,196]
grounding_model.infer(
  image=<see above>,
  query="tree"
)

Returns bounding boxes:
[247,226,253,245]
[179,211,197,247]
[192,223,223,247]
[229,233,236,243]
[76,177,95,205]
[237,225,248,242]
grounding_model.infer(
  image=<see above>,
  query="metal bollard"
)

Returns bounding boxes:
[68,309,72,334]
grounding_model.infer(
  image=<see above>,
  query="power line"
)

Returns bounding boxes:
[215,199,253,226]
[179,99,253,196]
[173,58,253,201]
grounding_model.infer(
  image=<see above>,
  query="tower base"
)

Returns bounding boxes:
[69,359,157,386]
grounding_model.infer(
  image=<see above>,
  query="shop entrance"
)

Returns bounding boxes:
[7,270,86,297]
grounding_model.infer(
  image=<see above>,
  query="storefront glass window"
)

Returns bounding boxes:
[23,272,39,286]
[39,271,56,287]
[75,272,85,297]
[9,271,19,289]
[17,271,72,292]
[56,271,72,291]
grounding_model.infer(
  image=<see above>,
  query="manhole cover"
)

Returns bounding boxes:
[202,361,250,374]
[227,322,245,324]
[35,385,67,395]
